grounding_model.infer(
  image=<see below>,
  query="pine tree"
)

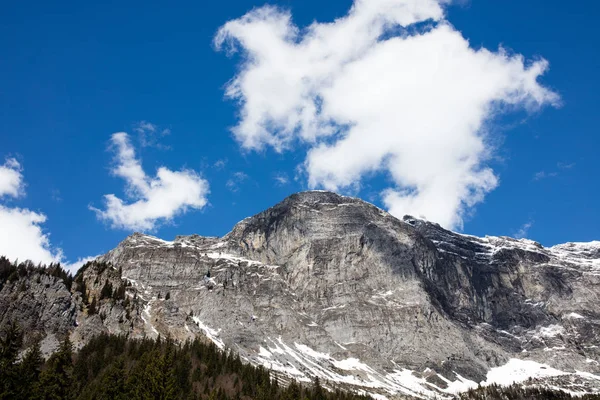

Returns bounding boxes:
[16,339,44,399]
[89,296,97,315]
[282,380,302,400]
[38,336,74,400]
[80,280,88,304]
[160,343,178,400]
[95,358,127,400]
[114,284,126,301]
[312,376,327,400]
[100,280,113,300]
[0,322,23,399]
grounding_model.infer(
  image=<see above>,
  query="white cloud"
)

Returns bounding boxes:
[0,158,95,272]
[0,206,63,265]
[0,159,64,265]
[216,0,559,229]
[514,220,534,239]
[63,255,99,275]
[91,132,210,231]
[0,158,24,199]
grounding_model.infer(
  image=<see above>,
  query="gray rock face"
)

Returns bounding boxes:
[1,191,599,398]
[0,273,77,354]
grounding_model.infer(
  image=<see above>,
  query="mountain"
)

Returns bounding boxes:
[1,191,599,399]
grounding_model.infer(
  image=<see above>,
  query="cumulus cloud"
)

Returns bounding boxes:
[63,255,99,275]
[91,132,210,231]
[0,206,63,265]
[216,0,559,229]
[0,158,24,199]
[0,159,64,265]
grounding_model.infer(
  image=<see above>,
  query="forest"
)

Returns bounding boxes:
[0,322,372,400]
[460,383,600,400]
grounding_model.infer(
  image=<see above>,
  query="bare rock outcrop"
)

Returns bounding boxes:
[1,191,599,399]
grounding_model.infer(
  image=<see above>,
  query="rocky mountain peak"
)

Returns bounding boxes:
[281,190,366,206]
[2,192,599,399]
[119,231,170,246]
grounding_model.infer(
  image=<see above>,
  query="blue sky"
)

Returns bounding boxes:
[0,0,598,270]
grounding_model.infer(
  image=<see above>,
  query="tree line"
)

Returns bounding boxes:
[0,256,73,292]
[0,323,372,400]
[460,382,600,400]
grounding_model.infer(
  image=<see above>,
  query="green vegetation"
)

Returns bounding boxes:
[0,324,372,400]
[0,256,73,292]
[460,383,600,400]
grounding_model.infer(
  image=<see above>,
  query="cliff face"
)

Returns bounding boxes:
[0,272,77,354]
[1,191,599,399]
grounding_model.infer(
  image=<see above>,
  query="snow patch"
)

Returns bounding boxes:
[322,304,346,312]
[565,313,585,320]
[334,341,347,350]
[294,343,330,360]
[442,373,478,393]
[141,302,159,336]
[331,358,375,373]
[192,317,225,350]
[577,371,600,381]
[258,347,272,359]
[537,325,565,338]
[483,359,566,387]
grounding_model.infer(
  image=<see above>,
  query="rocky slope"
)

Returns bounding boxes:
[1,191,599,399]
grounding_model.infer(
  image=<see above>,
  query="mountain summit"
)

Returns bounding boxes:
[1,191,599,399]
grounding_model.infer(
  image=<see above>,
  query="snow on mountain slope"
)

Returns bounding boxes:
[3,191,599,399]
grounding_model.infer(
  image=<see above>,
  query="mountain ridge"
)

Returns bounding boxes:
[1,191,599,399]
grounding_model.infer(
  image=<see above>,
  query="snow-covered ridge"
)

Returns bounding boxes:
[118,216,600,288]
[418,219,600,270]
[402,214,598,265]
[120,232,223,250]
[124,228,599,265]
[120,202,599,273]
[551,241,600,253]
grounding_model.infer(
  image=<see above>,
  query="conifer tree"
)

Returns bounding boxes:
[159,343,178,400]
[16,339,44,399]
[95,358,127,400]
[88,296,97,315]
[312,376,327,400]
[38,336,74,400]
[0,322,22,399]
[100,280,113,300]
